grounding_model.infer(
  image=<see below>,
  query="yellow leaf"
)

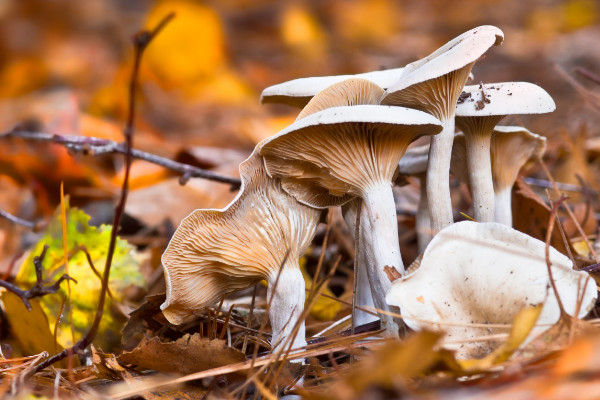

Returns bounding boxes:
[0,291,60,358]
[301,258,342,321]
[281,4,327,59]
[144,0,227,86]
[459,304,543,371]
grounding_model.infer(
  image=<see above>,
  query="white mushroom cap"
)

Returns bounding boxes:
[455,82,556,117]
[386,221,597,359]
[260,67,404,108]
[161,151,321,325]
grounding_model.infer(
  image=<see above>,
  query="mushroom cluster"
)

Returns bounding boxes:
[161,25,597,359]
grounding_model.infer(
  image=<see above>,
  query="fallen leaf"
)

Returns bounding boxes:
[16,200,145,350]
[118,333,245,375]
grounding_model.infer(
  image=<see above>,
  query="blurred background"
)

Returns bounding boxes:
[0,0,599,269]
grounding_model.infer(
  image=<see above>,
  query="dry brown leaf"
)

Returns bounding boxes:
[118,333,246,375]
[512,178,569,255]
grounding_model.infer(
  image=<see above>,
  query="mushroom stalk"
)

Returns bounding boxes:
[426,120,455,232]
[415,175,432,253]
[465,132,495,222]
[359,181,403,336]
[342,203,378,327]
[267,263,306,352]
[494,187,513,226]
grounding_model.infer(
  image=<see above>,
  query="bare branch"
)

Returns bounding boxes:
[0,245,77,311]
[1,130,241,189]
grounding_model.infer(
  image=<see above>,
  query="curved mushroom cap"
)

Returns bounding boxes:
[258,105,443,208]
[296,78,384,120]
[386,221,597,359]
[455,82,556,118]
[491,125,547,192]
[161,151,321,324]
[260,67,403,108]
[381,26,504,119]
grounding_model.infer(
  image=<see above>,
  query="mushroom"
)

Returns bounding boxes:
[454,82,555,222]
[288,78,386,327]
[491,125,547,226]
[381,26,504,232]
[161,151,321,352]
[258,87,443,336]
[386,221,597,359]
[260,67,404,108]
[398,144,431,253]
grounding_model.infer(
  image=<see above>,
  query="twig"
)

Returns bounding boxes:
[538,159,598,261]
[574,67,600,86]
[1,131,242,189]
[26,12,175,376]
[0,209,42,231]
[0,245,77,311]
[545,194,568,316]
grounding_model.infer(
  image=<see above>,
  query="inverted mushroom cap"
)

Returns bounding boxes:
[386,221,597,359]
[161,151,321,324]
[258,105,443,208]
[491,125,546,192]
[260,67,403,108]
[382,25,504,119]
[455,82,556,118]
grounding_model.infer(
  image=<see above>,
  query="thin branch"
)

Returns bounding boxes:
[2,130,241,189]
[27,12,175,376]
[0,209,42,231]
[0,245,77,311]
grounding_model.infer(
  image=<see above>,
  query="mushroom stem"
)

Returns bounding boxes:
[416,174,432,253]
[426,120,455,232]
[267,264,306,352]
[342,203,378,327]
[465,132,495,222]
[494,187,513,226]
[360,181,403,337]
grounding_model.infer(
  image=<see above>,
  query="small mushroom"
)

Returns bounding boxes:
[386,221,597,359]
[161,151,321,352]
[491,125,547,226]
[398,144,430,253]
[455,82,555,222]
[258,91,443,336]
[260,67,404,109]
[382,26,504,232]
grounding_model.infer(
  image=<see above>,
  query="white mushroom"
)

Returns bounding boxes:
[398,144,431,253]
[491,126,547,226]
[455,82,555,222]
[382,26,504,232]
[386,221,597,359]
[161,151,321,353]
[258,99,443,336]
